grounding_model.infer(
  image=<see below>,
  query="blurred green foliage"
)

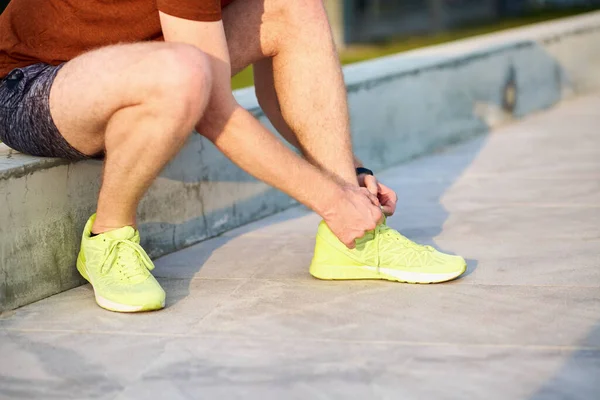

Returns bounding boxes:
[231,7,597,89]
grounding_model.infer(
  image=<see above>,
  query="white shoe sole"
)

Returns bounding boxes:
[95,294,164,313]
[310,264,467,284]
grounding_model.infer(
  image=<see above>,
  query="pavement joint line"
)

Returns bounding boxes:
[479,202,600,208]
[454,283,600,289]
[385,176,600,182]
[149,277,600,289]
[2,327,599,352]
[221,234,315,238]
[441,202,600,208]
[188,279,249,332]
[163,234,600,242]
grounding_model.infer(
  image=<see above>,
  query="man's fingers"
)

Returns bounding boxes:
[381,204,395,216]
[360,187,380,206]
[376,183,398,216]
[368,192,380,207]
[364,175,378,196]
[375,206,385,224]
[381,193,397,216]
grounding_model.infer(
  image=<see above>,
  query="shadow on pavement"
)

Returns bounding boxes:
[529,322,600,400]
[158,133,489,307]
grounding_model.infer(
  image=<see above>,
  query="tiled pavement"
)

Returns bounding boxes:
[1,94,599,399]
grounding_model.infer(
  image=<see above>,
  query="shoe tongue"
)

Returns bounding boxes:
[103,226,138,242]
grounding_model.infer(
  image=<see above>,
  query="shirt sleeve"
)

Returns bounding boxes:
[156,0,222,22]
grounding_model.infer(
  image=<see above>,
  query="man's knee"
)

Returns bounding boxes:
[146,43,213,118]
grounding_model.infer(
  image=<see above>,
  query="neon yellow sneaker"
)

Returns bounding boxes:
[76,214,166,312]
[310,221,466,284]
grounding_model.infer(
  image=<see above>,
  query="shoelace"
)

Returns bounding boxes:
[99,238,154,280]
[377,224,434,252]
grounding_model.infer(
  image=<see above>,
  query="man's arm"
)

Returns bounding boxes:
[158,13,382,246]
[159,13,338,213]
[249,67,398,215]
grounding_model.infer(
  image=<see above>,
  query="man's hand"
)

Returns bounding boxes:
[358,174,398,216]
[322,185,383,249]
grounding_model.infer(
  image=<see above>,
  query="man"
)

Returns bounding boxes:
[0,0,466,313]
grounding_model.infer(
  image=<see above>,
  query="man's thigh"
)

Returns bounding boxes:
[49,41,186,156]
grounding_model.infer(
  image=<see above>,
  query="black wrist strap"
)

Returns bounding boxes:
[356,167,374,176]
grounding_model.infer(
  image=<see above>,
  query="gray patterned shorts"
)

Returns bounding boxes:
[0,63,91,160]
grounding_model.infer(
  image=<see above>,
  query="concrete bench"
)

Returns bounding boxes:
[2,11,600,312]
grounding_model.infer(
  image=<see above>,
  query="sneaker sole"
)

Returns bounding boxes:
[77,254,165,313]
[310,264,466,284]
[95,295,164,313]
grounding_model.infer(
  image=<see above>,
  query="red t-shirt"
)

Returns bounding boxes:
[0,0,237,77]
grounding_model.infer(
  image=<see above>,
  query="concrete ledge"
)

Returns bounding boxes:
[2,11,600,311]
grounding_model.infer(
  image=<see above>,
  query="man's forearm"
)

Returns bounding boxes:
[275,119,363,170]
[158,12,347,215]
[353,156,364,169]
[252,79,364,173]
[197,104,343,216]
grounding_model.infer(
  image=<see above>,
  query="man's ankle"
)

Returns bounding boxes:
[92,218,136,236]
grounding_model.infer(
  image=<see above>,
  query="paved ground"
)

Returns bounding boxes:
[1,94,600,400]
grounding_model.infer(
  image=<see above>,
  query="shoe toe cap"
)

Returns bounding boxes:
[433,252,467,274]
[451,255,467,271]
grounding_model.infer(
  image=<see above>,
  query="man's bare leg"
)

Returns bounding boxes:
[223,0,358,186]
[49,42,212,233]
